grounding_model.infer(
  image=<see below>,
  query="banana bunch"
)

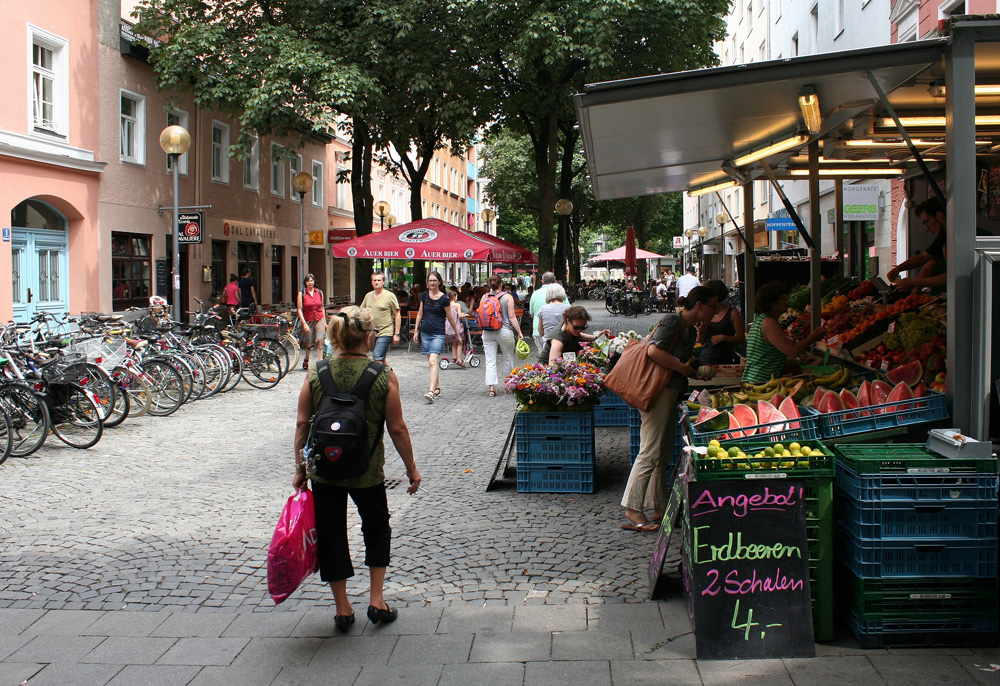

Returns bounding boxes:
[811,366,852,389]
[710,391,735,408]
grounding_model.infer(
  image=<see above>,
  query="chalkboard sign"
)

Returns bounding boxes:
[683,479,814,660]
[648,450,689,598]
[155,258,170,297]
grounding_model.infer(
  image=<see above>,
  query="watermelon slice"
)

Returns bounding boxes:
[770,393,786,409]
[757,400,787,434]
[694,410,731,434]
[887,360,923,388]
[811,388,826,408]
[886,381,915,413]
[840,389,860,420]
[732,404,758,436]
[723,413,745,440]
[857,380,873,417]
[912,382,928,409]
[697,406,719,424]
[871,380,892,414]
[777,396,801,430]
[819,390,845,414]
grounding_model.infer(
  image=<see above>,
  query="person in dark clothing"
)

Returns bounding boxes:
[888,197,947,292]
[538,306,610,364]
[238,268,258,313]
[698,280,745,365]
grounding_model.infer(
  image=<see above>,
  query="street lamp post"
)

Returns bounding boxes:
[372,201,390,272]
[159,125,191,323]
[292,172,315,289]
[698,225,709,279]
[481,209,496,284]
[684,228,694,273]
[716,211,728,283]
[555,199,573,283]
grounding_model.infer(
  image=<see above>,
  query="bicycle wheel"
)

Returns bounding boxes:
[0,383,50,457]
[280,333,300,370]
[588,288,603,300]
[155,354,195,405]
[178,351,208,401]
[112,366,152,418]
[142,359,185,417]
[195,346,229,398]
[220,343,243,392]
[241,346,281,389]
[102,380,131,428]
[261,339,290,379]
[49,382,104,449]
[0,405,14,465]
[63,361,119,424]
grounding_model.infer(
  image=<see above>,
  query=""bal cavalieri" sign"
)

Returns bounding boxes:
[222,219,278,241]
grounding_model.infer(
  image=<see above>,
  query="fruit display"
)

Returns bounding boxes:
[695,438,834,474]
[809,379,931,417]
[882,312,945,351]
[847,280,878,300]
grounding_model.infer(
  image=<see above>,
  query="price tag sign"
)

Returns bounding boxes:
[689,390,701,402]
[881,360,890,371]
[562,352,577,362]
[887,321,896,334]
[826,335,839,347]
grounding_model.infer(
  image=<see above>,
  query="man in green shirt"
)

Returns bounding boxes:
[361,272,401,361]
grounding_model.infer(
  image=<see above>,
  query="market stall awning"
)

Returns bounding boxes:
[332,219,499,262]
[589,245,666,262]
[574,39,949,200]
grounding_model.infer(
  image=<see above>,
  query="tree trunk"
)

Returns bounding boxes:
[351,119,375,304]
[531,111,559,286]
[397,139,434,290]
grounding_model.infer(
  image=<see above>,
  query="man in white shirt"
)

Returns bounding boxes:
[675,266,700,308]
[529,271,556,352]
[655,278,669,312]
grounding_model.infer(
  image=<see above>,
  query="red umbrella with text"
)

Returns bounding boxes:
[624,226,638,278]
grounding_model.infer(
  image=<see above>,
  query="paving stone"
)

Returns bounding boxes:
[150,613,236,638]
[156,637,249,666]
[81,609,171,638]
[0,609,46,635]
[588,603,663,633]
[229,637,323,667]
[17,662,123,686]
[0,663,45,685]
[783,655,885,686]
[699,657,794,686]
[187,665,282,685]
[389,633,474,666]
[954,655,1000,685]
[309,635,398,667]
[5,635,105,663]
[438,607,513,634]
[0,634,32,661]
[21,610,105,636]
[868,654,979,686]
[609,659,702,685]
[81,636,176,665]
[439,662,525,686]
[105,664,202,686]
[220,612,304,638]
[354,664,444,686]
[635,630,696,660]
[357,606,444,636]
[512,605,587,632]
[524,660,612,686]
[551,630,633,661]
[469,632,550,662]
[270,664,363,685]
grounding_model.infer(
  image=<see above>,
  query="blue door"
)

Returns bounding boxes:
[11,227,69,324]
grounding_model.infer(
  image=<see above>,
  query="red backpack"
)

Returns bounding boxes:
[476,293,505,330]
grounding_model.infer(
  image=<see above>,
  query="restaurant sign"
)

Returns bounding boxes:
[222,219,277,242]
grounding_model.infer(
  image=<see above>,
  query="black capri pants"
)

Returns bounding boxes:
[311,480,391,582]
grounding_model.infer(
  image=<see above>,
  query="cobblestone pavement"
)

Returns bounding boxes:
[0,301,670,613]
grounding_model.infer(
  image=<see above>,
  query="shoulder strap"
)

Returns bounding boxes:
[316,360,340,396]
[349,361,386,399]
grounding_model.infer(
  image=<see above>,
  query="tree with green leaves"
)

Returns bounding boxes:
[467,0,727,282]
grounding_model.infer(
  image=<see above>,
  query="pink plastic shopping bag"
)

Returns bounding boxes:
[267,488,319,604]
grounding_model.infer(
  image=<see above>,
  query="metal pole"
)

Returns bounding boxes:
[299,192,306,289]
[808,140,822,333]
[171,154,181,322]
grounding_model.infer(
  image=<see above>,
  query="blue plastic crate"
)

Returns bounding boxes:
[836,496,998,540]
[599,390,630,408]
[847,611,999,648]
[594,405,633,426]
[801,390,948,439]
[835,527,999,578]
[516,464,594,493]
[629,409,682,465]
[516,410,594,441]
[516,434,595,466]
[835,462,999,503]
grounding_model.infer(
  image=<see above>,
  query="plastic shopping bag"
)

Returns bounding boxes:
[267,489,319,605]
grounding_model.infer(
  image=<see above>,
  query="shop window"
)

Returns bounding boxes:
[271,245,284,303]
[237,242,261,302]
[211,240,226,298]
[111,233,151,309]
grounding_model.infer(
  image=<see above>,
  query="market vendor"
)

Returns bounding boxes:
[888,197,947,292]
[742,283,826,384]
[538,305,611,364]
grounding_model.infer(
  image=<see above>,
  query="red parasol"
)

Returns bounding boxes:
[624,226,638,277]
[588,245,666,262]
[331,219,499,262]
[473,232,537,264]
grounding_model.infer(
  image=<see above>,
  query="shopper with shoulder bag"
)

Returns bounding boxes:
[617,286,720,532]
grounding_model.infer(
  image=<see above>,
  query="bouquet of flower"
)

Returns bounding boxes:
[505,359,606,411]
[596,330,644,371]
[576,343,610,372]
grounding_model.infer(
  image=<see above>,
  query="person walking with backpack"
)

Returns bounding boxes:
[293,305,421,632]
[480,273,525,397]
[413,271,459,403]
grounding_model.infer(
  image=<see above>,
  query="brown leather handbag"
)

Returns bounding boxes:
[603,323,680,412]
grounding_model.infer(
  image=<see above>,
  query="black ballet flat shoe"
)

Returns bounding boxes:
[334,612,356,633]
[367,605,398,625]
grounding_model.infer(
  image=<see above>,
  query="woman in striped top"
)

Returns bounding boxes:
[742,283,826,384]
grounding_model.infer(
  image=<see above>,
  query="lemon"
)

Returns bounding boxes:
[780,460,795,468]
[773,444,785,454]
[709,439,721,448]
[737,462,751,470]
[707,445,719,457]
[801,446,812,456]
[764,447,775,458]
[727,446,740,458]
[791,450,802,457]
[789,442,801,452]
[782,450,792,457]
[796,460,811,468]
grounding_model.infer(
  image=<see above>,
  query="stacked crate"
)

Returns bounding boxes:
[687,440,837,641]
[833,444,999,648]
[594,390,632,426]
[515,410,595,493]
[629,407,683,470]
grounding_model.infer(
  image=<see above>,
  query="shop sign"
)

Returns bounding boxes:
[702,244,719,255]
[842,185,879,221]
[683,478,815,660]
[765,218,796,232]
[328,229,357,243]
[222,219,277,242]
[754,230,769,249]
[177,212,203,244]
[309,230,324,246]
[673,236,684,249]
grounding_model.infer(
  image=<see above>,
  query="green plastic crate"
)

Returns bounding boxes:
[691,439,835,481]
[843,571,998,622]
[833,444,998,475]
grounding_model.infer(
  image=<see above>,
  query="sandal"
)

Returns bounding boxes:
[621,521,659,533]
[424,391,436,403]
[432,388,441,398]
[488,388,497,397]
[302,360,309,370]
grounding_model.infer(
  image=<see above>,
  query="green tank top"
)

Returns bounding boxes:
[742,314,787,384]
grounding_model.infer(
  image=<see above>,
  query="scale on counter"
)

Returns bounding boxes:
[926,428,995,459]
[868,275,893,303]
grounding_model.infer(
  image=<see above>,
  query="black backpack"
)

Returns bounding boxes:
[307,359,385,480]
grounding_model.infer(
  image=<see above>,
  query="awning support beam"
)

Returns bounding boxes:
[759,160,816,251]
[865,69,947,212]
[713,191,752,259]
